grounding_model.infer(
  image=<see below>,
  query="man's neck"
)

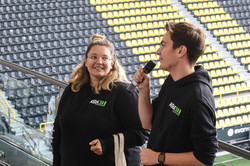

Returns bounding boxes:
[170,64,195,82]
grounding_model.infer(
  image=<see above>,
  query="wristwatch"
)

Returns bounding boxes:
[158,152,165,165]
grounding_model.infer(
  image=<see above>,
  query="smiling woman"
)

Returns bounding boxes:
[51,34,149,166]
[70,34,128,94]
[85,45,114,87]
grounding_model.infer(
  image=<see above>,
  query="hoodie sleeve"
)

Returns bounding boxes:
[190,98,218,166]
[100,84,149,153]
[51,84,71,166]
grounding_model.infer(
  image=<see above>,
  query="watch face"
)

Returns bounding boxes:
[158,154,164,162]
[158,152,165,164]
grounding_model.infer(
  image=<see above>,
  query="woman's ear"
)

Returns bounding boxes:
[111,61,115,70]
[84,58,88,67]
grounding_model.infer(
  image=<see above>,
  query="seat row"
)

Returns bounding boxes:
[102,5,178,18]
[215,95,250,108]
[216,114,250,128]
[212,75,246,87]
[118,18,189,39]
[187,1,219,10]
[207,20,238,30]
[226,41,250,50]
[208,67,239,78]
[213,82,250,96]
[223,4,250,13]
[213,27,245,36]
[182,0,211,3]
[241,57,250,65]
[216,105,250,118]
[95,0,172,11]
[108,12,185,26]
[234,48,250,57]
[193,7,225,16]
[218,0,250,7]
[220,34,250,43]
[197,53,224,63]
[230,11,250,20]
[200,14,232,23]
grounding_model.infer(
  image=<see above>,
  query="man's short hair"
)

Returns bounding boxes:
[165,22,206,64]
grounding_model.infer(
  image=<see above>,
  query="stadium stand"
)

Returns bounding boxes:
[0,0,250,165]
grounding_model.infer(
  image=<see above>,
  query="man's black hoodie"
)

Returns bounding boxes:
[148,65,218,166]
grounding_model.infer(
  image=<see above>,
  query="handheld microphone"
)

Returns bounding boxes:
[127,60,156,92]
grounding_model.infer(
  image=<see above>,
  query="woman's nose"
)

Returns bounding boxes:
[96,57,103,63]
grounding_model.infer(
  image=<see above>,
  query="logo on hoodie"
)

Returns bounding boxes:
[89,99,107,107]
[169,102,181,116]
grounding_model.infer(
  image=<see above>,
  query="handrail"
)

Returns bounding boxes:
[0,91,15,122]
[0,58,67,89]
[218,139,250,160]
[1,58,250,162]
[39,121,54,133]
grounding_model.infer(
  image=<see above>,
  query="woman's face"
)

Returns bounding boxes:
[85,45,114,83]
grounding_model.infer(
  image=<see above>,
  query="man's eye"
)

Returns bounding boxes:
[91,56,97,59]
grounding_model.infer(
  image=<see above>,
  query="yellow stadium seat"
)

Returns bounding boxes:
[237,116,243,125]
[217,109,223,118]
[231,117,238,125]
[234,107,242,114]
[240,105,247,113]
[152,70,159,77]
[246,104,250,112]
[225,118,231,127]
[212,79,218,86]
[242,115,249,123]
[223,108,229,116]
[223,77,229,84]
[159,78,165,85]
[151,54,159,60]
[219,119,226,128]
[216,121,221,128]
[228,107,235,115]
[213,87,219,95]
[230,84,236,92]
[215,99,221,108]
[243,95,250,103]
[231,97,238,105]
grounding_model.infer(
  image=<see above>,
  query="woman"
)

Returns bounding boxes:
[52,34,148,166]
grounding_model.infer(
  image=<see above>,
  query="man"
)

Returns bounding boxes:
[133,22,218,166]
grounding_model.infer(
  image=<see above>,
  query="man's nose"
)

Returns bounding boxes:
[156,48,161,55]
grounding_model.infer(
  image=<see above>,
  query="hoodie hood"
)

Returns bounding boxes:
[174,65,213,92]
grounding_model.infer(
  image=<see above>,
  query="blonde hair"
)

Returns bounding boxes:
[69,34,129,94]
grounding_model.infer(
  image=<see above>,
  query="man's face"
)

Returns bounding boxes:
[156,32,179,72]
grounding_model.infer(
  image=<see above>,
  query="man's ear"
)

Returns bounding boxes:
[178,45,187,57]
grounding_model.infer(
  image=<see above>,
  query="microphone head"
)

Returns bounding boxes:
[143,60,156,74]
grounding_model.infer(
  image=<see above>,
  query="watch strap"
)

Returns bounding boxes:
[158,152,165,165]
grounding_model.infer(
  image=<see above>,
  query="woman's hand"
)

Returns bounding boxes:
[89,139,103,155]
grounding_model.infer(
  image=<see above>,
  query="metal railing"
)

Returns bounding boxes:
[1,58,250,162]
[0,58,67,89]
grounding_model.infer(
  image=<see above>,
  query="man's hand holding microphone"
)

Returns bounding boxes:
[127,60,156,92]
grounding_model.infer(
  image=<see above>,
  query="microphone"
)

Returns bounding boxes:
[127,60,156,92]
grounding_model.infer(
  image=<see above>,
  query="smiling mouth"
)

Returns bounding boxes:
[94,67,104,69]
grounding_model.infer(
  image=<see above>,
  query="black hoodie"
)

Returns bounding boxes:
[148,65,218,166]
[52,82,149,166]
